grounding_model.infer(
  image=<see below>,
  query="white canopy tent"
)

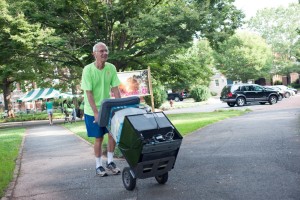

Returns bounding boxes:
[17,88,82,102]
[17,88,61,102]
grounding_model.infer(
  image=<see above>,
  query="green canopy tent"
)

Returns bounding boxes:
[56,92,82,99]
[17,88,61,102]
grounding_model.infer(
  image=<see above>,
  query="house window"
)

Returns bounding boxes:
[215,79,219,86]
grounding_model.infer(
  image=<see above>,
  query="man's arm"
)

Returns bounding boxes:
[86,90,99,122]
[111,86,121,99]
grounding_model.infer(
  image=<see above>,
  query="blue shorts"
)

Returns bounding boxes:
[47,109,53,115]
[84,114,108,138]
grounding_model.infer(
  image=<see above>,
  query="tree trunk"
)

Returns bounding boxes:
[2,78,12,111]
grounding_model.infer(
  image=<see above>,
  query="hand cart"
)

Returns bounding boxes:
[98,96,182,190]
[64,108,75,124]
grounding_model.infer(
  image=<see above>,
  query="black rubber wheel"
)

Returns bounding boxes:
[174,97,180,102]
[278,94,283,101]
[155,172,168,184]
[236,97,246,106]
[227,102,235,107]
[122,167,136,191]
[268,95,277,105]
[285,92,290,98]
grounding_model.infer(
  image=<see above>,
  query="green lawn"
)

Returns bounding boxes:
[167,110,248,136]
[0,127,25,198]
[0,109,249,198]
[0,112,65,123]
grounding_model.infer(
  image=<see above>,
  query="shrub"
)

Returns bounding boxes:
[290,82,300,89]
[274,80,282,85]
[144,79,167,109]
[190,85,211,102]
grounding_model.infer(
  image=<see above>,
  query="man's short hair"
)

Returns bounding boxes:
[93,42,107,52]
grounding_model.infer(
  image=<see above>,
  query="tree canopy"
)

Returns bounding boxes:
[159,39,214,91]
[246,3,300,74]
[0,0,52,109]
[214,32,273,83]
[18,0,243,79]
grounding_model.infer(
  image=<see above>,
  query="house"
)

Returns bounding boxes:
[209,72,227,96]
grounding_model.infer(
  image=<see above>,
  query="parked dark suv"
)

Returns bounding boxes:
[167,93,184,102]
[220,84,280,107]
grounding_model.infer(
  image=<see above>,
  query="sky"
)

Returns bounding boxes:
[234,0,298,20]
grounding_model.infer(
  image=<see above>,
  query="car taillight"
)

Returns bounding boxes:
[227,92,233,97]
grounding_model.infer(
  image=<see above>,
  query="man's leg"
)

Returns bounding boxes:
[94,137,108,176]
[50,113,53,125]
[106,133,120,174]
[84,114,107,177]
[94,137,103,158]
[107,134,115,155]
[47,112,51,125]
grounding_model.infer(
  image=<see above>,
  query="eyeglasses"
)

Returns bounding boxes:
[94,49,109,53]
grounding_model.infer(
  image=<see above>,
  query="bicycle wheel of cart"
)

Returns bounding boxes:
[155,172,168,184]
[122,167,136,190]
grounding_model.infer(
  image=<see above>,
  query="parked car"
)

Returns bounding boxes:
[263,86,284,101]
[287,87,298,94]
[180,91,190,99]
[220,83,280,107]
[167,93,184,102]
[274,85,294,98]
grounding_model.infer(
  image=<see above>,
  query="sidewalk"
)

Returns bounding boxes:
[2,124,131,200]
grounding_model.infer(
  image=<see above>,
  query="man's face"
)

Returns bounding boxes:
[93,44,109,62]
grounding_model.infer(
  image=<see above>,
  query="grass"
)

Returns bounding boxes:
[167,110,249,136]
[61,121,123,158]
[0,112,65,123]
[0,127,25,198]
[0,109,249,198]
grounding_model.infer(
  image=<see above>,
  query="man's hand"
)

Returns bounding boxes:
[93,112,99,123]
[112,86,121,99]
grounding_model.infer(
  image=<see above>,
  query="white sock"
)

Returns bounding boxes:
[95,157,102,168]
[107,152,114,164]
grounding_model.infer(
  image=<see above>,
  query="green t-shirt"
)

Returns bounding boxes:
[81,62,120,116]
[79,101,84,110]
[63,103,68,109]
[46,101,53,109]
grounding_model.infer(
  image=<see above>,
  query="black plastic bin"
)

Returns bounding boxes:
[119,113,182,178]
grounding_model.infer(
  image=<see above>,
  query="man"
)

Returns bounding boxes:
[81,42,121,177]
[79,97,84,120]
[70,102,76,122]
[45,99,53,125]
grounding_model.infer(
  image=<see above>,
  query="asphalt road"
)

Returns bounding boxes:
[4,94,300,200]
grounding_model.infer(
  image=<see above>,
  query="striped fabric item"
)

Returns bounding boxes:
[17,88,60,102]
[58,92,81,99]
